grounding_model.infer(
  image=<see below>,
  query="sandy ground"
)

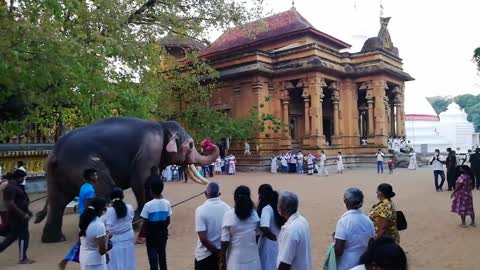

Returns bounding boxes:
[2,167,479,270]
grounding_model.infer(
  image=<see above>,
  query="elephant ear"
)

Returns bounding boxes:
[166,133,178,153]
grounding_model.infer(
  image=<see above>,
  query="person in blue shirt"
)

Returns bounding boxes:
[59,168,98,270]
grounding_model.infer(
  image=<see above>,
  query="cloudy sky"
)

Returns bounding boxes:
[210,0,480,98]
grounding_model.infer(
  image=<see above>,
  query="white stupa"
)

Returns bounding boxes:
[438,102,475,153]
[405,96,450,153]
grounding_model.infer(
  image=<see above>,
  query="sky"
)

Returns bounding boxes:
[209,0,480,98]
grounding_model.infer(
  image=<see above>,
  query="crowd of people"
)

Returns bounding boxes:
[387,137,412,153]
[156,155,238,183]
[196,182,406,270]
[270,151,344,176]
[5,144,480,269]
[429,147,480,227]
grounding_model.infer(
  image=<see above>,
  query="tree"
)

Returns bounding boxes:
[474,47,480,73]
[427,96,451,115]
[0,0,267,141]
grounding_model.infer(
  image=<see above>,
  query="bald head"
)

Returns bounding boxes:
[205,182,220,198]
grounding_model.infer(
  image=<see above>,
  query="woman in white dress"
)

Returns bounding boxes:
[215,157,223,175]
[79,198,110,270]
[270,156,278,174]
[228,157,236,175]
[408,151,417,170]
[257,184,285,270]
[220,186,260,270]
[102,188,136,270]
[336,152,344,174]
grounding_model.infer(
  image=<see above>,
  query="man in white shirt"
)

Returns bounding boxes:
[318,151,328,177]
[194,182,230,270]
[306,154,315,175]
[334,188,374,270]
[430,149,446,191]
[375,149,385,174]
[277,191,312,270]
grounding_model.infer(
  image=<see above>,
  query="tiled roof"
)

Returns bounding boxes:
[202,7,349,57]
[160,34,207,50]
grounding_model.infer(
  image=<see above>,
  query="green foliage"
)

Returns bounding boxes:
[428,94,480,131]
[177,96,283,143]
[0,0,266,141]
[427,96,452,114]
[474,47,480,73]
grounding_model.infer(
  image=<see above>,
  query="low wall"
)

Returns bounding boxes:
[0,144,53,178]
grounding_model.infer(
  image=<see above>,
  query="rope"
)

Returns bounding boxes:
[132,191,204,225]
[28,189,204,207]
[29,195,47,204]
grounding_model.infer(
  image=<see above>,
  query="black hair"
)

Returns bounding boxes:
[3,172,13,180]
[257,184,286,227]
[83,168,97,181]
[460,165,475,189]
[110,187,127,219]
[377,183,396,199]
[151,179,164,196]
[17,161,25,167]
[360,237,407,270]
[79,198,107,237]
[234,185,254,220]
[13,169,26,180]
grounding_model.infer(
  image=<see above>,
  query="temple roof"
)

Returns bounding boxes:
[202,7,350,57]
[160,34,207,50]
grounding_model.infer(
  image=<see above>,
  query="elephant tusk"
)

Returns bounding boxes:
[189,164,210,185]
[186,165,208,185]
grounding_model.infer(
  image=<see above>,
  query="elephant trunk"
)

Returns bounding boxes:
[187,143,219,166]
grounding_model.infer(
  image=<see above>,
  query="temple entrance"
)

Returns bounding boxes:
[357,88,368,142]
[322,87,334,146]
[288,87,305,150]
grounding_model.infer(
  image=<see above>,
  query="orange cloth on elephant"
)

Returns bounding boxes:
[201,139,214,151]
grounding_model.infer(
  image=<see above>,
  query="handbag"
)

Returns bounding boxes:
[396,211,407,231]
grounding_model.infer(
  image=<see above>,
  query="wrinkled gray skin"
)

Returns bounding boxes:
[35,117,219,243]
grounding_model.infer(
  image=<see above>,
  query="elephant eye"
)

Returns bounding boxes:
[189,142,193,149]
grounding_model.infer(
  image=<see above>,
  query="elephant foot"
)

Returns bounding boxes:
[41,230,66,243]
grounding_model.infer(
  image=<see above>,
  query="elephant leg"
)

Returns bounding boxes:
[41,185,75,243]
[131,180,146,218]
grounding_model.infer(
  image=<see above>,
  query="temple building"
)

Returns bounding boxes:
[200,8,413,157]
[405,96,449,153]
[438,102,475,153]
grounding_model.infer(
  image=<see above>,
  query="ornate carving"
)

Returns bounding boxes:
[308,77,327,88]
[359,81,373,90]
[301,88,310,99]
[361,17,400,56]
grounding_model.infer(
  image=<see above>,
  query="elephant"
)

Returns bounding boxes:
[34,117,218,243]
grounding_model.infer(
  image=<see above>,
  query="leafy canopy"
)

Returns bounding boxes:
[0,0,274,142]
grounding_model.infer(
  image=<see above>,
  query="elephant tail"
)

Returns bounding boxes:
[34,198,48,224]
[35,152,57,224]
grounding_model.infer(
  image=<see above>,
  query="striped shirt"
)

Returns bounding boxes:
[140,198,172,246]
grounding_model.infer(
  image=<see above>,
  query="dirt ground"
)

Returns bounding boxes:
[2,167,479,270]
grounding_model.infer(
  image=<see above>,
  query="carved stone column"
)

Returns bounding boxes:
[331,83,340,137]
[397,93,406,136]
[390,104,396,135]
[303,93,311,136]
[307,76,327,148]
[282,96,290,139]
[384,96,391,136]
[367,97,374,136]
